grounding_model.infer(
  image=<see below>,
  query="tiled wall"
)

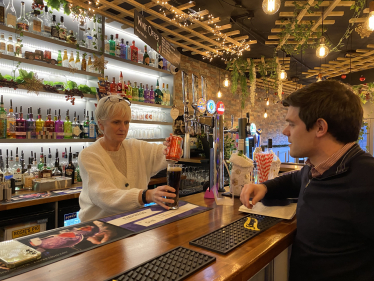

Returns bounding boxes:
[173,55,289,145]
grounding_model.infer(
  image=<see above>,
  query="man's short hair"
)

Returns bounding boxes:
[282,80,363,144]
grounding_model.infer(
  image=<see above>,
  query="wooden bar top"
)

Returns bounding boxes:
[8,194,297,281]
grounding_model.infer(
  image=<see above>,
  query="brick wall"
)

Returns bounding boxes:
[173,55,289,145]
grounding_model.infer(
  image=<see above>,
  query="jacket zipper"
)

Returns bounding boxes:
[304,178,312,194]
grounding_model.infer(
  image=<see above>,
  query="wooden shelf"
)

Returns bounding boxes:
[0,138,96,143]
[0,54,101,80]
[131,120,173,125]
[0,25,102,56]
[141,138,165,142]
[131,101,172,109]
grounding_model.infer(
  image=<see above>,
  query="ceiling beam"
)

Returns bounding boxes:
[279,11,344,17]
[284,1,354,7]
[275,19,335,25]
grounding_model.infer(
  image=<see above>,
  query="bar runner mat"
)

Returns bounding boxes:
[189,214,282,254]
[104,246,216,281]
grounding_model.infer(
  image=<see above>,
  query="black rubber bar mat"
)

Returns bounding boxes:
[189,214,282,254]
[105,246,216,281]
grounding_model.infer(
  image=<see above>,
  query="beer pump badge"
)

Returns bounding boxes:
[216,101,225,115]
[197,98,207,113]
[207,100,216,114]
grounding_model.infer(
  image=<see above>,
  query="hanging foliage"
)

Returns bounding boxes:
[352,83,374,104]
[250,61,256,106]
[226,58,251,109]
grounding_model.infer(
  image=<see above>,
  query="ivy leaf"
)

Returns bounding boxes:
[63,2,71,15]
[67,80,78,90]
[4,75,13,81]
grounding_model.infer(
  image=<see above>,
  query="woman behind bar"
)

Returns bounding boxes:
[78,96,176,222]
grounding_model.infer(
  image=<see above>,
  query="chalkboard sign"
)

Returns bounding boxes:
[134,10,181,68]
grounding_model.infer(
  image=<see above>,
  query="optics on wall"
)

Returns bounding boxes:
[223,74,230,87]
[279,68,287,81]
[366,1,374,31]
[262,0,281,15]
[264,109,268,118]
[316,36,329,58]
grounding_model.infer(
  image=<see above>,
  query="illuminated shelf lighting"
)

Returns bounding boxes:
[106,25,139,40]
[107,64,160,79]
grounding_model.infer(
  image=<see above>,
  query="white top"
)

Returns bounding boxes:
[78,138,168,222]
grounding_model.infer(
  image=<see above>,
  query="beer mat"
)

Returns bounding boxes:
[189,214,282,254]
[0,186,82,205]
[100,201,211,234]
[0,220,134,281]
[104,246,216,281]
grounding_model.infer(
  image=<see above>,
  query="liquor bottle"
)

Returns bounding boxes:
[154,80,163,105]
[84,111,89,138]
[81,53,86,71]
[23,164,34,190]
[73,153,79,183]
[130,40,138,63]
[6,34,13,56]
[6,99,15,139]
[13,147,23,190]
[78,19,86,47]
[15,37,22,58]
[150,85,155,104]
[52,157,62,178]
[37,148,44,171]
[72,113,81,139]
[143,45,150,65]
[126,41,130,60]
[16,1,29,31]
[64,110,72,139]
[75,51,81,70]
[35,108,44,137]
[55,109,64,139]
[80,110,86,139]
[132,82,139,102]
[144,84,150,103]
[109,35,115,56]
[149,47,156,68]
[44,109,54,136]
[89,111,96,139]
[16,106,26,139]
[57,50,62,66]
[39,156,52,178]
[62,49,68,67]
[120,39,126,59]
[59,16,67,41]
[165,84,171,106]
[138,47,143,64]
[110,77,116,94]
[4,156,13,182]
[161,83,167,105]
[163,57,168,70]
[104,35,109,54]
[5,0,16,28]
[30,10,43,34]
[0,33,5,54]
[85,27,92,49]
[138,83,144,103]
[54,109,57,122]
[117,71,123,94]
[0,0,4,25]
[68,51,75,68]
[0,150,3,182]
[115,34,120,56]
[47,148,53,169]
[66,30,76,44]
[9,150,14,168]
[65,147,75,184]
[42,6,51,38]
[0,95,6,139]
[51,15,59,39]
[158,54,163,69]
[87,55,93,73]
[31,152,38,178]
[60,149,67,174]
[26,107,36,139]
[126,81,133,100]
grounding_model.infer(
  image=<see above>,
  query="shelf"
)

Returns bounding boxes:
[0,138,96,143]
[131,120,173,125]
[131,101,172,109]
[104,54,172,77]
[0,25,102,56]
[141,138,165,142]
[0,54,101,80]
[7,85,96,99]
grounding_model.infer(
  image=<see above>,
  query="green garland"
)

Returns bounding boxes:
[226,58,250,109]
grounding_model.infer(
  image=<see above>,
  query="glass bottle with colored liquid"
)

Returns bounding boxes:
[72,113,81,139]
[126,41,130,60]
[16,106,26,139]
[138,83,144,103]
[109,35,115,56]
[143,45,150,65]
[64,110,72,139]
[154,80,163,105]
[161,83,167,106]
[125,80,133,100]
[44,108,54,137]
[120,39,126,59]
[62,49,69,67]
[6,98,16,138]
[83,111,89,138]
[37,148,44,170]
[117,72,123,95]
[57,50,62,66]
[150,85,155,104]
[0,95,7,139]
[89,111,96,139]
[26,107,36,139]
[55,109,64,139]
[132,82,139,102]
[144,84,150,103]
[130,40,138,63]
[35,108,44,138]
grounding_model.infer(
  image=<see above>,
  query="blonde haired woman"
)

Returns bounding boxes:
[78,96,176,222]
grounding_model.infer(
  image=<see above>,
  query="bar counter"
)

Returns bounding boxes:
[7,193,297,281]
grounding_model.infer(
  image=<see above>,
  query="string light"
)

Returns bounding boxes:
[316,36,329,58]
[262,0,281,15]
[223,74,230,87]
[264,109,268,118]
[366,1,374,31]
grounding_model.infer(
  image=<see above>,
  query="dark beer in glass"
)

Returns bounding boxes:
[166,164,182,210]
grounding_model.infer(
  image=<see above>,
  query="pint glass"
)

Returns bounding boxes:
[166,164,182,210]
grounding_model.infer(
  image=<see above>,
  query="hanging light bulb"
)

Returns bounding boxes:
[262,0,281,15]
[266,98,269,106]
[365,1,374,31]
[223,74,230,87]
[217,87,222,98]
[264,109,268,118]
[316,36,329,58]
[279,68,287,81]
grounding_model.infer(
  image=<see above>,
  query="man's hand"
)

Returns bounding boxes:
[147,185,176,210]
[240,183,267,209]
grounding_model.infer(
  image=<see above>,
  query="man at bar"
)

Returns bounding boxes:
[240,80,374,281]
[78,96,176,222]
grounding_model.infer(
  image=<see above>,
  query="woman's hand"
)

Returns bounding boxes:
[162,133,173,156]
[146,185,176,210]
